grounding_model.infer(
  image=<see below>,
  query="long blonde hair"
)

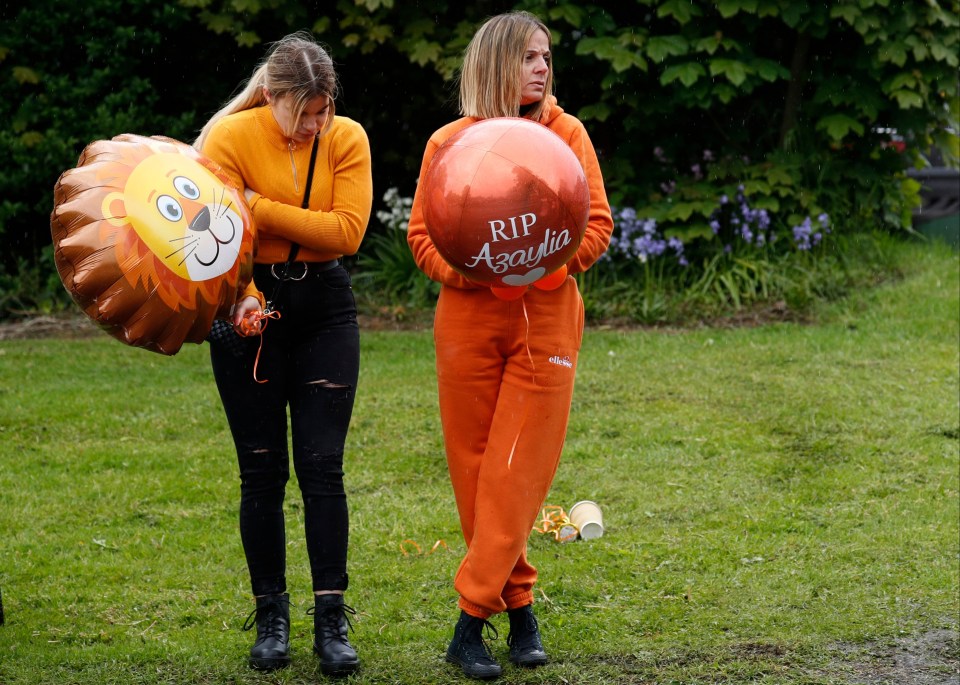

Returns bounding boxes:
[194,32,338,148]
[458,11,554,121]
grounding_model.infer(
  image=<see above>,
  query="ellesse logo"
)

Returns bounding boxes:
[548,355,573,368]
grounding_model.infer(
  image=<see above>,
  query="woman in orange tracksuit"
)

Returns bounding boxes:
[407,11,614,680]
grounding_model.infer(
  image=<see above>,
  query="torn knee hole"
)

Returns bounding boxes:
[306,378,350,389]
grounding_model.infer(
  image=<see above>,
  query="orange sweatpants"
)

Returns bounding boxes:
[433,277,584,619]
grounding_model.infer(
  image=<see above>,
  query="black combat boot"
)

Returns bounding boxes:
[506,604,547,667]
[242,593,291,671]
[445,610,503,680]
[310,593,359,676]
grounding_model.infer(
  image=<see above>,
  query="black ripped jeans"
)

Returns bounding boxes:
[211,263,359,597]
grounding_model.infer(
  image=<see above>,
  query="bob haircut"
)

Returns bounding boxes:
[458,11,554,122]
[195,32,338,148]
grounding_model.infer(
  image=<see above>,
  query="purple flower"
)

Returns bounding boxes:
[758,210,771,230]
[607,205,686,266]
[792,216,817,250]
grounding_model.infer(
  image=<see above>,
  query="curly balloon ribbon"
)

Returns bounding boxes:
[533,505,579,543]
[236,309,282,384]
[400,539,448,556]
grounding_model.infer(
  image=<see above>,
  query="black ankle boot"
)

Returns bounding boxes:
[242,593,291,671]
[507,604,547,667]
[309,593,359,676]
[445,610,503,680]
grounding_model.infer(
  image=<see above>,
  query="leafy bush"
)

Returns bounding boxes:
[350,185,909,326]
[0,0,251,320]
[3,1,955,320]
[353,188,439,315]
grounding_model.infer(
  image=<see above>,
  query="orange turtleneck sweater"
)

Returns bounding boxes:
[201,106,373,301]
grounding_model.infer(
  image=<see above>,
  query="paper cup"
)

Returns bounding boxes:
[569,500,604,540]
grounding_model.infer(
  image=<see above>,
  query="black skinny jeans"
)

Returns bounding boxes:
[210,262,359,597]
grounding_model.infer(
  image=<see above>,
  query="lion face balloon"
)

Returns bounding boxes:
[51,134,256,355]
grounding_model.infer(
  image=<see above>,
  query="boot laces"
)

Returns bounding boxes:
[242,596,290,642]
[462,617,499,661]
[507,610,540,649]
[307,602,357,643]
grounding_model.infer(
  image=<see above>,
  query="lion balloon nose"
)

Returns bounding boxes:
[188,205,212,233]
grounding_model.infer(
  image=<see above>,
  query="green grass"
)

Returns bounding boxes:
[0,241,957,684]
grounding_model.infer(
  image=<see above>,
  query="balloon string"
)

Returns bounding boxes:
[521,297,537,387]
[243,310,281,384]
[506,297,536,471]
[506,408,526,470]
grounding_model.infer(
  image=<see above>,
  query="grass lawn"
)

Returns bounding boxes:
[0,241,957,684]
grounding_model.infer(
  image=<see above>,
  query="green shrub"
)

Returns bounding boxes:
[353,188,440,315]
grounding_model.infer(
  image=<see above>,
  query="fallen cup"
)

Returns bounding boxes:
[569,500,604,540]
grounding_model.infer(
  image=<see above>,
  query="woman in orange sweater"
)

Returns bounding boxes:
[195,32,372,676]
[407,11,613,680]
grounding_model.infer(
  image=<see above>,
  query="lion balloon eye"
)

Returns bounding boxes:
[157,195,183,222]
[173,176,201,200]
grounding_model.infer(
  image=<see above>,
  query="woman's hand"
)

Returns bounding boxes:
[232,295,263,335]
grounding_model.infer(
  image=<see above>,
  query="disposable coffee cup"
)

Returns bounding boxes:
[569,500,604,540]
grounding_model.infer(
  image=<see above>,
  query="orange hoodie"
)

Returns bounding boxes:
[407,96,613,288]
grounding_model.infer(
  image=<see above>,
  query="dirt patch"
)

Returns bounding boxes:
[0,299,816,341]
[0,314,103,340]
[0,312,434,341]
[825,629,959,685]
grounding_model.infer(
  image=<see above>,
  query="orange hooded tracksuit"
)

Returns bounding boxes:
[407,97,614,619]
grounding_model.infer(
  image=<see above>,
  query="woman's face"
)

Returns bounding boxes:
[519,29,551,106]
[266,90,331,144]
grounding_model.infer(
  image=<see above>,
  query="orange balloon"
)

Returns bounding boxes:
[422,118,589,287]
[51,134,256,355]
[533,264,568,291]
[490,285,527,301]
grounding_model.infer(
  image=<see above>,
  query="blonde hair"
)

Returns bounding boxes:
[195,32,338,148]
[458,11,553,121]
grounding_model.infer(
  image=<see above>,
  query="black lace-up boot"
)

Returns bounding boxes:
[507,604,548,667]
[309,593,359,676]
[445,610,503,680]
[242,593,291,671]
